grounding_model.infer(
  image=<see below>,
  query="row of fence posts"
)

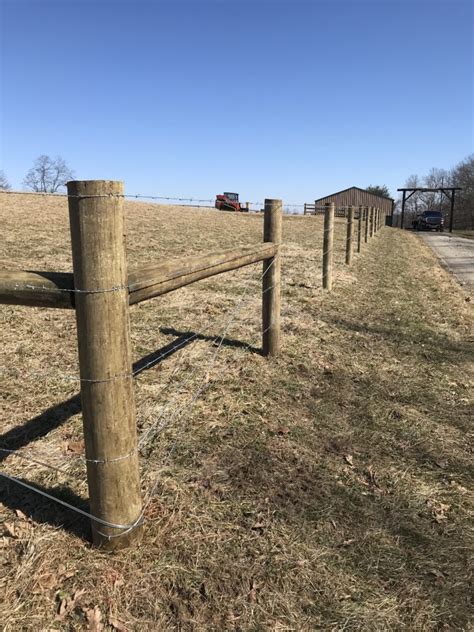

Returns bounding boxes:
[322,203,385,290]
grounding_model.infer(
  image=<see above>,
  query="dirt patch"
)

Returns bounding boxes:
[0,193,472,630]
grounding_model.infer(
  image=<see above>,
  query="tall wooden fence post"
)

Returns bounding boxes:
[262,198,282,356]
[345,205,354,265]
[322,202,335,290]
[357,205,363,253]
[68,180,142,550]
[369,206,375,238]
[364,206,369,243]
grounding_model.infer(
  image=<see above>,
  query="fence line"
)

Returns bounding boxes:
[0,181,283,549]
[0,179,388,548]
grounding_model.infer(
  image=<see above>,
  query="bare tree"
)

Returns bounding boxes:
[402,174,421,225]
[450,155,474,229]
[423,167,450,213]
[23,155,74,193]
[399,154,474,230]
[0,170,11,190]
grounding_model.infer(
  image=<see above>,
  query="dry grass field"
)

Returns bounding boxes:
[0,192,473,631]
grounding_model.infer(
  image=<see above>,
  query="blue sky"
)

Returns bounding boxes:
[1,0,472,204]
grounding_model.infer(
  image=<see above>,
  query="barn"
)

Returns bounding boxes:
[305,186,394,217]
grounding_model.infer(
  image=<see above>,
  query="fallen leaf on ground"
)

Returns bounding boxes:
[85,605,103,631]
[15,509,28,521]
[109,617,128,631]
[426,499,450,523]
[66,440,84,455]
[3,522,15,537]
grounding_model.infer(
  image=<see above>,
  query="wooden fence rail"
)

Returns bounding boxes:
[0,244,278,310]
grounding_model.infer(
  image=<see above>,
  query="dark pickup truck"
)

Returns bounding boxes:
[413,211,444,232]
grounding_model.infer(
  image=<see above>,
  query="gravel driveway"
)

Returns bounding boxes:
[418,233,474,293]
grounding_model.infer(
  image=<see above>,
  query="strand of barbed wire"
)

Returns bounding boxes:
[4,188,385,215]
[1,188,307,208]
[0,472,142,531]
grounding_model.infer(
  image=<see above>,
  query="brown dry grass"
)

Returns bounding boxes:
[0,192,473,631]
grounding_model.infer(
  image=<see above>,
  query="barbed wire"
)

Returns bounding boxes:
[1,189,307,208]
[3,189,391,215]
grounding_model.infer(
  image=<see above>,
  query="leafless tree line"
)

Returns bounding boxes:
[397,155,473,230]
[0,155,74,193]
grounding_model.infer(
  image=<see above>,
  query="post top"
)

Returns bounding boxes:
[66,180,124,196]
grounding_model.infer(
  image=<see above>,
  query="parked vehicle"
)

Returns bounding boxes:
[215,192,249,212]
[413,210,444,231]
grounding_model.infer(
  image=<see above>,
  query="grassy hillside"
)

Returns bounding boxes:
[0,193,472,630]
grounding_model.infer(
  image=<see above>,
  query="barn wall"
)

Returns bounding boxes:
[315,188,393,214]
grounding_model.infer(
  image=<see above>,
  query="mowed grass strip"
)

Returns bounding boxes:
[0,193,472,631]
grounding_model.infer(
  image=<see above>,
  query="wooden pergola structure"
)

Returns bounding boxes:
[397,187,462,232]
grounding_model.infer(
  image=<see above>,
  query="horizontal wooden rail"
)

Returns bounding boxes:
[0,270,75,308]
[128,243,277,305]
[0,243,278,309]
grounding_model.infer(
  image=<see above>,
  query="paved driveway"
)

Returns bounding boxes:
[419,233,474,293]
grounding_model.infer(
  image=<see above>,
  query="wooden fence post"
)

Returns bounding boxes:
[345,205,354,265]
[357,205,363,253]
[262,198,282,356]
[369,206,375,238]
[364,206,369,243]
[322,202,335,290]
[67,180,142,550]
